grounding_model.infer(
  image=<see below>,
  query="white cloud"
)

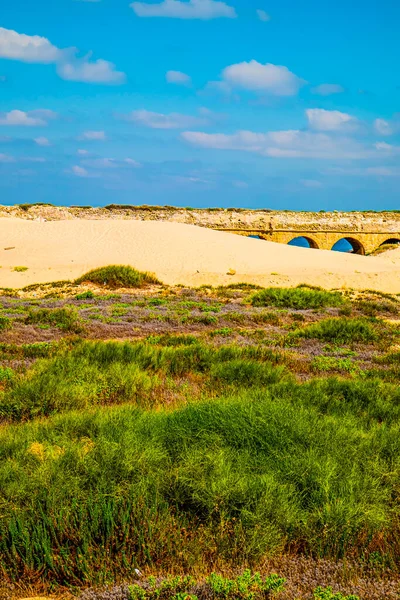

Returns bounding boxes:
[57,56,126,85]
[82,130,106,140]
[125,109,208,129]
[0,109,56,126]
[72,165,90,177]
[306,108,357,131]
[233,180,249,188]
[374,118,394,136]
[256,9,270,21]
[375,141,400,154]
[366,167,400,177]
[77,149,90,155]
[0,27,61,63]
[182,129,375,159]
[81,157,142,169]
[311,83,344,96]
[0,153,14,163]
[131,0,236,19]
[301,179,323,188]
[221,60,305,95]
[34,136,50,146]
[0,27,126,85]
[124,158,142,167]
[166,70,191,85]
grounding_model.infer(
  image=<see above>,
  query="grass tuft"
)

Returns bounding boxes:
[75,265,160,288]
[249,287,344,310]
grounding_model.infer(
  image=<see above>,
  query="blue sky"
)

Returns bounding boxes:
[1,0,399,210]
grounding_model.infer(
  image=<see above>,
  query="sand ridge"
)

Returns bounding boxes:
[1,217,400,292]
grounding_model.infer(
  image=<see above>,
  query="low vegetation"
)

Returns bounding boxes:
[75,265,160,288]
[1,281,400,598]
[249,286,344,310]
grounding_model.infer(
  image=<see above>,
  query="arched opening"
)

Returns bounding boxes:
[288,236,319,249]
[331,237,365,255]
[248,235,263,240]
[379,238,400,248]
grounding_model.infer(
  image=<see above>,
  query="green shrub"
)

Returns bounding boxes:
[0,367,14,384]
[12,266,28,272]
[313,587,359,600]
[207,570,285,599]
[76,290,95,300]
[26,307,83,333]
[249,287,344,310]
[75,265,160,288]
[211,359,287,387]
[129,576,196,600]
[0,316,11,331]
[298,318,377,344]
[0,351,155,421]
[311,356,359,374]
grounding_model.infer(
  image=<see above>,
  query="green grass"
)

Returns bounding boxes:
[75,265,160,288]
[1,338,400,585]
[25,307,83,333]
[249,287,344,310]
[1,286,400,591]
[297,318,377,344]
[0,315,11,331]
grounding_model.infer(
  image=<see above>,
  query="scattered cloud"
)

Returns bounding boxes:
[77,149,90,155]
[0,109,57,126]
[72,165,90,177]
[301,179,323,188]
[221,60,305,95]
[124,109,209,129]
[256,9,270,21]
[182,129,375,159]
[166,70,192,85]
[34,136,51,146]
[375,141,400,154]
[81,130,106,140]
[124,158,142,167]
[57,56,126,84]
[311,83,344,96]
[0,27,126,85]
[366,167,400,177]
[0,27,61,63]
[131,0,237,20]
[0,153,14,163]
[81,157,142,169]
[306,108,357,131]
[374,118,395,136]
[233,180,249,188]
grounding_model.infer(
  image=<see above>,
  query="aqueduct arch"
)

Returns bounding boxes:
[331,237,365,255]
[288,236,319,249]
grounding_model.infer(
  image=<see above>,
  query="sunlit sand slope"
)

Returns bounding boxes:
[1,218,400,292]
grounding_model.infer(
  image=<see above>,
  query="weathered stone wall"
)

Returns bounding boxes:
[1,204,400,253]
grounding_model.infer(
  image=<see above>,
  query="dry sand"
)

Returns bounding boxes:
[1,217,400,292]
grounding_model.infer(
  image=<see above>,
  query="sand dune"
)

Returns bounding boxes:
[1,217,400,292]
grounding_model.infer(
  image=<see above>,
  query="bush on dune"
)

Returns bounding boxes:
[75,265,160,288]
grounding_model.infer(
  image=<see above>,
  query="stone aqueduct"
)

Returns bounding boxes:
[219,228,400,255]
[2,205,400,254]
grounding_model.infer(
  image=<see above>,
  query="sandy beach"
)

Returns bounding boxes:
[1,217,400,292]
